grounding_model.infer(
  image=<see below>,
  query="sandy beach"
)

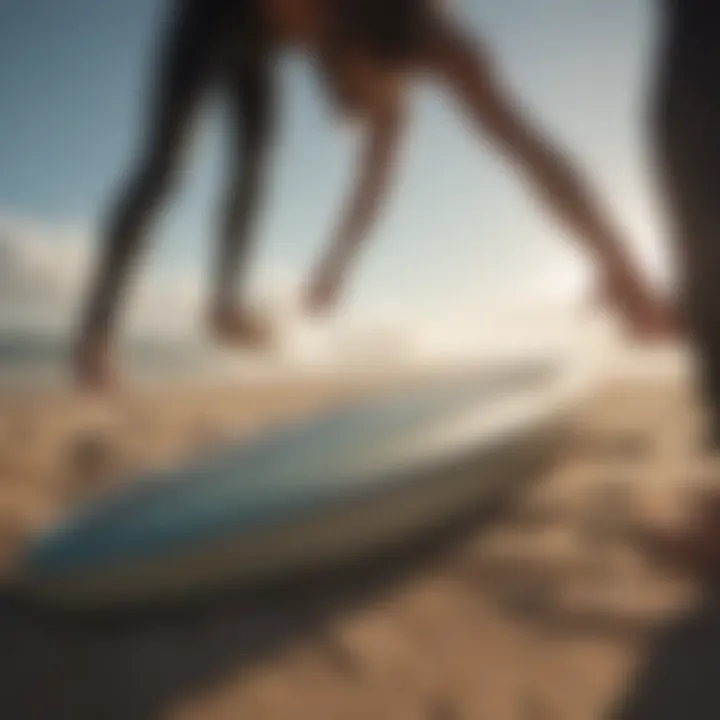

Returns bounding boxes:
[0,367,717,719]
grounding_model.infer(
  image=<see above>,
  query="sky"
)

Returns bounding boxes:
[0,0,670,337]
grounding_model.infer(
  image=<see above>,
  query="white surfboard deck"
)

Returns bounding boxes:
[19,359,589,609]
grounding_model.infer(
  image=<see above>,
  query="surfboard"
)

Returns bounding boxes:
[19,359,587,609]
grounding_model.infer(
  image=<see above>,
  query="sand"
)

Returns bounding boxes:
[0,369,716,719]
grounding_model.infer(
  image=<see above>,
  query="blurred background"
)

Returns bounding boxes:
[0,0,677,382]
[1,2,713,720]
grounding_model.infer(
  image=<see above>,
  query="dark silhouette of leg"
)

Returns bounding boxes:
[628,8,720,576]
[419,19,674,339]
[76,3,223,387]
[655,24,720,447]
[210,51,277,347]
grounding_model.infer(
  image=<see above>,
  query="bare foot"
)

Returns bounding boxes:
[598,266,680,341]
[209,306,275,349]
[75,337,119,392]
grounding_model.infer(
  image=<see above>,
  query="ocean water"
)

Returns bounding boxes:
[0,314,688,394]
[0,322,424,392]
[0,331,213,391]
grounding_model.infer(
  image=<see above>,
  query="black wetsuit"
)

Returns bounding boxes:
[656,2,720,444]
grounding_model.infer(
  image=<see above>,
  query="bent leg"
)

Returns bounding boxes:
[214,54,274,311]
[77,4,220,386]
[209,49,277,348]
[420,20,674,338]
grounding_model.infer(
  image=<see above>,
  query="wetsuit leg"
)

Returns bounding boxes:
[215,49,275,310]
[655,30,720,447]
[80,0,231,342]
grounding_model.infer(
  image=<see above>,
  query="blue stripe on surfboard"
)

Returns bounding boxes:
[26,364,557,579]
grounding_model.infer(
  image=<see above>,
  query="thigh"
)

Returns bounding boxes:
[334,0,442,64]
[143,0,242,157]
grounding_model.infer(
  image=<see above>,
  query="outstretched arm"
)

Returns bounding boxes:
[306,101,405,313]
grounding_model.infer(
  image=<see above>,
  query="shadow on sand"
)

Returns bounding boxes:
[0,470,537,720]
[613,584,720,720]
